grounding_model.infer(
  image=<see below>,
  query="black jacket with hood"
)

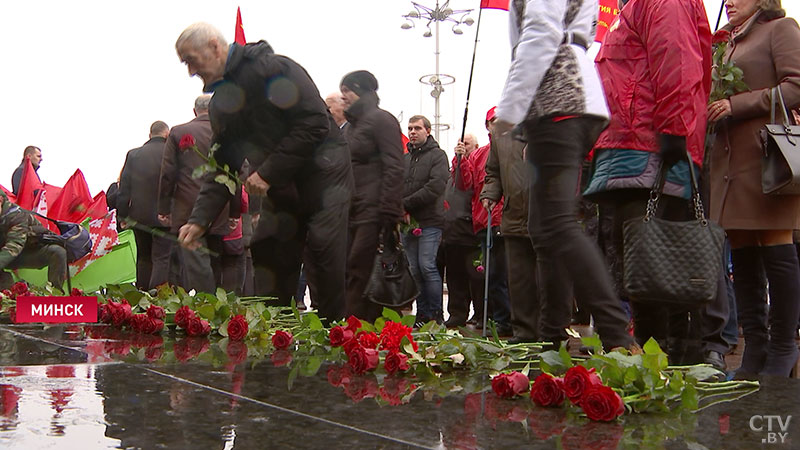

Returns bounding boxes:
[403,136,448,229]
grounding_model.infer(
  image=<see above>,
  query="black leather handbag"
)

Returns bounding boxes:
[363,227,418,308]
[761,85,800,195]
[622,156,725,306]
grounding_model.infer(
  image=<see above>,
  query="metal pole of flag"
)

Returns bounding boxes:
[454,6,484,188]
[715,0,725,31]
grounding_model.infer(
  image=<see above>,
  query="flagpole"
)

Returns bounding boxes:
[714,0,725,31]
[454,5,484,187]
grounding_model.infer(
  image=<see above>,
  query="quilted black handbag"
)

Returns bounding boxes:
[363,227,418,308]
[761,85,800,195]
[622,155,725,306]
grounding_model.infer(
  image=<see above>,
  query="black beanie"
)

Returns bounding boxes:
[340,70,378,96]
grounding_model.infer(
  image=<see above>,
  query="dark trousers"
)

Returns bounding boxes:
[504,236,542,339]
[443,242,483,326]
[179,234,223,294]
[132,227,172,290]
[610,193,729,359]
[345,222,383,322]
[221,238,246,295]
[525,116,632,350]
[2,244,67,289]
[252,201,348,322]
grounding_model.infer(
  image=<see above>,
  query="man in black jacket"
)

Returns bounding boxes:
[403,115,449,326]
[174,23,353,322]
[11,146,42,196]
[118,121,173,290]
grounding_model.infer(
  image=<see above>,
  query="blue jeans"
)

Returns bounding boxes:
[403,227,443,321]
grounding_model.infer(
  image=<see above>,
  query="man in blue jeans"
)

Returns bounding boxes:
[402,115,449,327]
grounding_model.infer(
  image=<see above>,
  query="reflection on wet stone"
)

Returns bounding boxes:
[0,325,798,448]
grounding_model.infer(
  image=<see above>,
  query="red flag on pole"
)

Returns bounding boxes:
[48,169,93,224]
[480,0,508,10]
[15,158,43,210]
[235,7,246,45]
[596,0,620,43]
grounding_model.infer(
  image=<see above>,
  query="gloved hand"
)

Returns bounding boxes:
[658,134,688,168]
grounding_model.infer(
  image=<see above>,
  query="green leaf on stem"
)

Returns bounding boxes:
[300,356,322,376]
[382,308,402,323]
[490,355,511,371]
[686,365,724,382]
[681,383,698,410]
[401,315,416,328]
[580,335,602,354]
[540,350,565,374]
[197,303,216,320]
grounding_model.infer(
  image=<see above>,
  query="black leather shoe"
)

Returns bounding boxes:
[444,320,465,328]
[506,336,538,345]
[495,325,514,337]
[704,350,727,372]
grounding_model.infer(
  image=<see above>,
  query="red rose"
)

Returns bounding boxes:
[8,307,17,324]
[70,288,83,296]
[187,316,211,336]
[271,330,294,350]
[226,340,249,366]
[712,29,731,45]
[329,326,354,347]
[347,346,379,374]
[149,318,164,334]
[530,373,566,407]
[175,306,196,329]
[345,315,362,332]
[342,338,360,356]
[270,350,293,367]
[11,282,29,297]
[379,321,417,353]
[227,315,249,341]
[580,385,624,422]
[491,372,530,399]
[178,134,196,151]
[384,351,410,375]
[356,331,380,349]
[146,305,165,320]
[128,314,147,333]
[98,304,112,324]
[1,289,12,299]
[109,300,132,327]
[564,366,603,406]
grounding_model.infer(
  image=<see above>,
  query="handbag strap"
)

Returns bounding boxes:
[770,86,793,127]
[644,152,708,225]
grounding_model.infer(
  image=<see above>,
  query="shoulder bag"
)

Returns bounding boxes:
[363,226,418,308]
[622,154,725,306]
[761,85,800,194]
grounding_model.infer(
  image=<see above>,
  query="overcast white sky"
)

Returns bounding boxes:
[1,1,798,195]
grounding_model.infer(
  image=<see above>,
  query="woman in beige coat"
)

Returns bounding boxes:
[708,0,800,377]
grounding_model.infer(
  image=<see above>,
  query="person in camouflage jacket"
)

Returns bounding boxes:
[0,191,67,289]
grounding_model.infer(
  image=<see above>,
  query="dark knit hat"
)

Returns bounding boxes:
[340,70,379,96]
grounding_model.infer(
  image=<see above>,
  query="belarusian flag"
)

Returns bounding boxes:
[235,7,246,44]
[480,0,509,10]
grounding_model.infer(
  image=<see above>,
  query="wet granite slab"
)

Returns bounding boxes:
[1,324,798,449]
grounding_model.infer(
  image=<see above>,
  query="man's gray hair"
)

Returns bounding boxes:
[175,22,228,50]
[150,120,169,137]
[194,94,212,112]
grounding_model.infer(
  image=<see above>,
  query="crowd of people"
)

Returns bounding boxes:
[2,0,799,378]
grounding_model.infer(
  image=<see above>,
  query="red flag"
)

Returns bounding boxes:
[15,158,43,210]
[234,7,246,45]
[84,191,108,222]
[401,133,410,154]
[48,169,93,224]
[480,0,508,10]
[596,0,620,43]
[0,184,15,203]
[33,189,59,232]
[70,210,120,275]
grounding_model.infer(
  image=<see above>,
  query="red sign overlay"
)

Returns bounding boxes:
[15,296,98,323]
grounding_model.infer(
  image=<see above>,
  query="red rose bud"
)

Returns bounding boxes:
[98,304,112,324]
[129,314,147,333]
[109,300,133,327]
[11,282,29,297]
[580,385,625,422]
[346,315,362,333]
[146,305,166,320]
[226,315,249,341]
[564,366,603,406]
[356,331,380,349]
[412,228,422,236]
[343,338,360,356]
[530,373,566,407]
[348,346,379,374]
[712,29,731,45]
[175,306,196,329]
[271,330,294,350]
[9,306,17,324]
[178,134,196,151]
[329,326,354,347]
[149,318,164,334]
[70,288,84,297]
[491,372,530,398]
[476,265,484,273]
[187,316,211,336]
[384,351,410,375]
[1,289,12,299]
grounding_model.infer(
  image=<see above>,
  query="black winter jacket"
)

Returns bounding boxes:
[343,91,404,225]
[403,136,448,229]
[189,41,353,228]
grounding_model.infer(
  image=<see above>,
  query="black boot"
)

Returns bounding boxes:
[759,245,800,377]
[731,247,768,375]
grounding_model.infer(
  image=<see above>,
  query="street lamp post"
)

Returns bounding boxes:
[401,1,473,142]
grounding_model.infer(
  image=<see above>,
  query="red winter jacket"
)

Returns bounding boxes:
[593,0,711,167]
[454,142,503,234]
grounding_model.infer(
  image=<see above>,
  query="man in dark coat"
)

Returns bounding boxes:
[11,146,42,196]
[159,95,234,293]
[117,121,173,290]
[403,115,449,326]
[174,23,353,322]
[0,190,66,289]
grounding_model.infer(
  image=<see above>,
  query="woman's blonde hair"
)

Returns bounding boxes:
[758,0,782,12]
